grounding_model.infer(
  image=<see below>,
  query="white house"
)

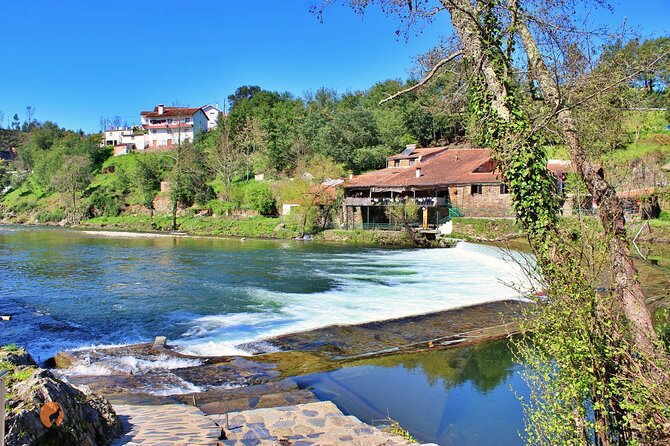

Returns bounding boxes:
[140,104,208,150]
[104,104,221,154]
[201,104,221,130]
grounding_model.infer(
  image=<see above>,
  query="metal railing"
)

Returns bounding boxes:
[1,369,8,446]
[438,206,464,224]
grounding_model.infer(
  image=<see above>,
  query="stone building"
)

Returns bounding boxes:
[343,144,567,229]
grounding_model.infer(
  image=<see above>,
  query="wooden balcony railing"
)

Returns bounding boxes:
[345,197,447,207]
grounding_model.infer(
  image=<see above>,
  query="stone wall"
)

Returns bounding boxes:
[449,184,513,217]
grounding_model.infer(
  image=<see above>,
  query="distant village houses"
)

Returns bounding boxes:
[103,104,220,155]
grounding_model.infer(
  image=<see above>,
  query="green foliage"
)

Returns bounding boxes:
[244,181,276,215]
[386,201,420,226]
[656,309,670,351]
[382,419,417,443]
[0,159,11,191]
[35,209,65,223]
[204,199,237,215]
[131,153,168,212]
[88,187,123,217]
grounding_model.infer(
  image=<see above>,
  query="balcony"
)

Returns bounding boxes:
[345,197,447,207]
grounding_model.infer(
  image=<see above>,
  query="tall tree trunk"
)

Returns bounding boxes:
[515,16,657,353]
[171,199,177,231]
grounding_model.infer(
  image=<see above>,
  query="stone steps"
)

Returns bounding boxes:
[111,403,223,446]
[210,401,423,446]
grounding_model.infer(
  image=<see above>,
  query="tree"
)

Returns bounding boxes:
[237,116,267,180]
[318,0,670,442]
[244,182,276,215]
[0,160,11,192]
[0,110,4,129]
[22,106,37,131]
[228,85,262,109]
[167,140,212,230]
[11,114,20,131]
[132,155,166,226]
[207,116,242,199]
[50,155,92,224]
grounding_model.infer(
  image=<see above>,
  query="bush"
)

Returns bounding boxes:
[205,199,238,216]
[36,209,65,223]
[88,188,123,217]
[244,182,276,215]
[659,211,670,221]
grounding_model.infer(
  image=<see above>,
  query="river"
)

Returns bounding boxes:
[0,225,535,445]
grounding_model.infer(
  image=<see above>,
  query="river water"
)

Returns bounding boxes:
[0,225,533,445]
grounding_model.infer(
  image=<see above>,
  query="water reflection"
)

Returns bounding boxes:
[295,340,526,446]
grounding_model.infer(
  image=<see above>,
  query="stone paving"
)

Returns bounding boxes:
[211,401,432,446]
[111,403,223,446]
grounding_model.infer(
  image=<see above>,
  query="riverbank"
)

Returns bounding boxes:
[7,211,670,248]
[2,213,527,246]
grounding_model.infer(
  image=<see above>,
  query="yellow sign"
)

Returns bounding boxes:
[40,401,64,428]
[422,207,428,229]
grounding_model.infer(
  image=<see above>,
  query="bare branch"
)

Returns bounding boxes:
[532,50,670,133]
[379,50,463,105]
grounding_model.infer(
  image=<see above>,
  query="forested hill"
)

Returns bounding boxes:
[0,36,669,232]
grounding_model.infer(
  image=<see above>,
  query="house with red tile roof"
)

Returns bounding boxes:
[343,144,569,229]
[139,104,209,150]
[104,104,220,153]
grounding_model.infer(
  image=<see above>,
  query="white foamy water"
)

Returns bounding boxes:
[177,242,532,356]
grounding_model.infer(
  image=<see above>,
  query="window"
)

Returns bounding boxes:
[409,159,416,166]
[500,184,509,194]
[394,160,400,167]
[471,184,483,195]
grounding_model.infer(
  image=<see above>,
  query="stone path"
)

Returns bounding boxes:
[211,401,429,446]
[111,403,223,446]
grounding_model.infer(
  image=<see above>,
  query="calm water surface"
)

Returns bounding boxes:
[0,225,531,445]
[296,340,526,446]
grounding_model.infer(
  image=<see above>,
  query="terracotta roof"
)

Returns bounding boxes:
[141,106,202,118]
[347,148,499,189]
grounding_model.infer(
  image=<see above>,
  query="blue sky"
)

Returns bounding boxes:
[1,0,667,133]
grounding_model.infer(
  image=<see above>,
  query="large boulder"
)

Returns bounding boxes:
[2,347,122,446]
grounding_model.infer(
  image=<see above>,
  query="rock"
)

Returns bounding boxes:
[3,352,122,446]
[0,347,37,367]
[273,223,286,232]
[53,351,77,369]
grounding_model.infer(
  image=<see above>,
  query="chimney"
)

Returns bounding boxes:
[157,104,164,115]
[416,167,422,178]
[349,173,354,180]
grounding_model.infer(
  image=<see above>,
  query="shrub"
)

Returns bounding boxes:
[244,182,276,215]
[205,199,238,216]
[88,188,123,217]
[36,209,65,223]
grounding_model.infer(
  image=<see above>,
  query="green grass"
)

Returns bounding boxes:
[0,346,36,386]
[449,217,523,241]
[81,214,299,239]
[602,138,670,163]
[316,229,412,246]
